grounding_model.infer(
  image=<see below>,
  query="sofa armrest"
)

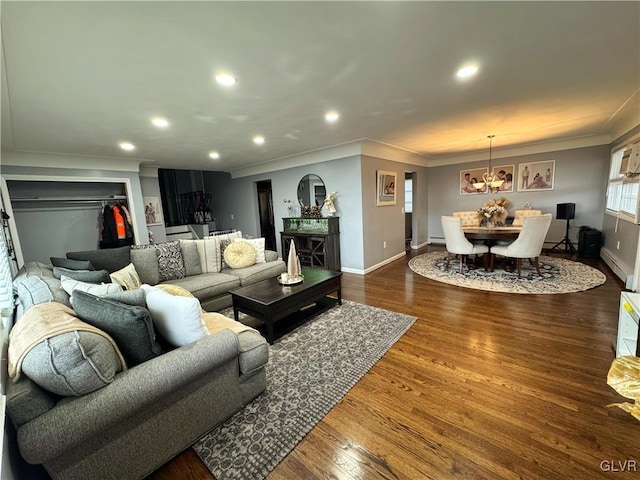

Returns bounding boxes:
[265,250,278,262]
[17,329,239,464]
[6,376,58,427]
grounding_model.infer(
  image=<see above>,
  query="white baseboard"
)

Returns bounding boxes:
[601,247,634,287]
[341,251,406,275]
[411,240,430,250]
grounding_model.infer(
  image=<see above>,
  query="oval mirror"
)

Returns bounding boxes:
[297,174,326,207]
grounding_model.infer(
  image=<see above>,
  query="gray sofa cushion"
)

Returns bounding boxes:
[265,250,278,262]
[5,376,57,427]
[237,330,269,375]
[161,272,240,301]
[181,241,202,276]
[130,245,160,285]
[72,290,162,366]
[66,246,131,273]
[22,331,123,397]
[52,267,111,283]
[13,262,55,285]
[222,260,286,286]
[15,276,71,311]
[50,257,95,271]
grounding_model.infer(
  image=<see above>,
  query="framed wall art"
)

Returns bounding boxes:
[491,164,515,193]
[376,170,397,206]
[459,168,488,195]
[143,197,163,225]
[517,160,555,191]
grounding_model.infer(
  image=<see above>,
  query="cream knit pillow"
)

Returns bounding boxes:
[223,241,257,269]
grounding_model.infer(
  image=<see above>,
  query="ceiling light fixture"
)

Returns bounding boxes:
[119,142,135,151]
[325,111,340,123]
[472,135,504,192]
[209,151,220,160]
[151,117,169,128]
[215,73,238,87]
[253,135,265,145]
[456,64,479,79]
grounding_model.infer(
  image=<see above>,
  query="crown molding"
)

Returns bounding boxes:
[1,150,150,172]
[360,139,431,166]
[139,164,160,177]
[426,134,613,167]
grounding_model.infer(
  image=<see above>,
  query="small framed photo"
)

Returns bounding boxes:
[376,170,397,206]
[492,164,515,193]
[517,160,555,191]
[460,168,488,195]
[143,197,163,226]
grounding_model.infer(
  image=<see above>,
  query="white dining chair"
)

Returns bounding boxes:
[512,209,543,226]
[490,214,552,278]
[441,216,489,273]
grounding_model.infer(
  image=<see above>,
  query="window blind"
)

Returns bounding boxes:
[0,229,14,312]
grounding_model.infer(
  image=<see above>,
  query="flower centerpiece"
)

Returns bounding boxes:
[477,197,510,227]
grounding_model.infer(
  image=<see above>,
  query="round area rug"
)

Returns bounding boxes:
[408,252,606,294]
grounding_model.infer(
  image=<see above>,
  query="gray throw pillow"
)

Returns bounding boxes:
[72,290,162,366]
[50,257,94,271]
[180,241,202,276]
[16,276,71,312]
[52,267,111,283]
[22,331,123,396]
[66,246,131,273]
[102,288,147,307]
[130,245,160,285]
[155,241,186,281]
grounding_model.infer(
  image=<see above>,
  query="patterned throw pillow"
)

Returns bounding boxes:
[155,241,186,281]
[109,263,142,290]
[219,239,234,270]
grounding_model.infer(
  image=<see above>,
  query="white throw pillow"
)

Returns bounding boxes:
[61,275,123,301]
[180,239,220,273]
[234,237,266,263]
[142,285,209,347]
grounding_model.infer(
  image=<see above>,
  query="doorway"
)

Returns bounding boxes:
[256,180,277,251]
[405,172,414,250]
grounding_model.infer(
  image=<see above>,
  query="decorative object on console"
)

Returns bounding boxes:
[300,205,322,218]
[476,197,510,227]
[324,191,337,216]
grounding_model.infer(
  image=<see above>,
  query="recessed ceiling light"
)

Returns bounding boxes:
[209,151,220,160]
[325,111,340,123]
[253,135,265,145]
[456,64,479,79]
[151,117,169,128]
[215,73,238,87]
[119,142,135,151]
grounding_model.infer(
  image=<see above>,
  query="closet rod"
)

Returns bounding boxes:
[11,195,127,203]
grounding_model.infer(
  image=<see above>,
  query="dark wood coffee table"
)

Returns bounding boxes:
[231,267,342,344]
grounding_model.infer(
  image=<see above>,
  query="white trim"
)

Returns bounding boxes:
[1,151,149,172]
[601,246,633,284]
[411,240,430,250]
[2,174,141,246]
[342,251,406,275]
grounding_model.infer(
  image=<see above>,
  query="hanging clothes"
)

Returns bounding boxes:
[120,204,135,244]
[100,205,118,249]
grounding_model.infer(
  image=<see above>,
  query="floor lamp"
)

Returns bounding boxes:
[549,203,577,256]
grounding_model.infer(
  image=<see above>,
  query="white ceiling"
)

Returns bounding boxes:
[1,1,639,174]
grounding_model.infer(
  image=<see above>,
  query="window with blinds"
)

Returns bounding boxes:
[0,228,14,313]
[607,140,640,224]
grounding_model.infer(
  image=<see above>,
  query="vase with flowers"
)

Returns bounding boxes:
[477,197,510,227]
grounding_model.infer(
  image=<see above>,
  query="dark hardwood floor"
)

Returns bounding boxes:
[149,247,639,480]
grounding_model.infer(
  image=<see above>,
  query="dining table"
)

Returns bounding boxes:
[462,225,522,271]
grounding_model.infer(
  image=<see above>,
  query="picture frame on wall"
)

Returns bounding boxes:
[376,170,397,206]
[517,160,555,191]
[491,164,515,193]
[143,197,163,225]
[459,168,488,195]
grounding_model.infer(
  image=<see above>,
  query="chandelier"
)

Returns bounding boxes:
[472,135,504,192]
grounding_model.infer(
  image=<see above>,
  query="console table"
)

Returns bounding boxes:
[281,217,341,271]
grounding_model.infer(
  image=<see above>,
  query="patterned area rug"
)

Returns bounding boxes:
[192,301,416,480]
[408,251,606,294]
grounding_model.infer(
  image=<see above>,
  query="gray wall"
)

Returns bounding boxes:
[203,155,365,270]
[427,145,610,246]
[2,165,148,265]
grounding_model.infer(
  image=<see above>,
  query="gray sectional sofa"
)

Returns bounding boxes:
[6,239,286,479]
